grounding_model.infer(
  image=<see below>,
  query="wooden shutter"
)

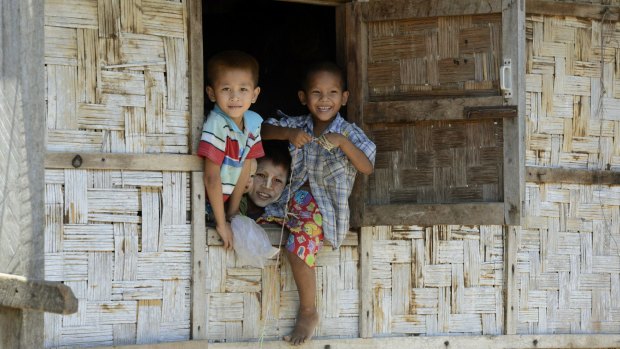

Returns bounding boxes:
[346,0,525,227]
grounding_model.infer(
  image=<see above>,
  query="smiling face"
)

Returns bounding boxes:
[206,68,260,123]
[247,159,288,208]
[298,70,349,127]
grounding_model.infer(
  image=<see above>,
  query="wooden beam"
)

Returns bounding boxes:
[187,0,204,155]
[502,0,526,226]
[0,0,46,348]
[364,97,505,124]
[345,1,368,229]
[465,106,517,119]
[364,0,502,21]
[207,226,358,247]
[363,203,505,226]
[89,334,620,349]
[359,227,373,338]
[275,0,348,6]
[45,152,203,172]
[504,226,518,334]
[526,166,620,185]
[190,174,207,340]
[526,0,620,21]
[0,273,77,315]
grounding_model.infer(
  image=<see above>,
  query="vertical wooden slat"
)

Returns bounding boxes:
[504,226,518,334]
[359,226,374,338]
[191,173,207,340]
[502,0,526,225]
[346,1,368,229]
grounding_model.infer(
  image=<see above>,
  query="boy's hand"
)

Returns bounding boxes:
[289,129,313,148]
[216,222,234,250]
[323,133,347,148]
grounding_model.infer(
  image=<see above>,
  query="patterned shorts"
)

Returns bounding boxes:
[258,190,324,268]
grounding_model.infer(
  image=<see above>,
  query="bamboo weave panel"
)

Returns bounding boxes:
[367,14,501,99]
[519,14,620,334]
[525,15,620,171]
[368,225,504,335]
[44,169,191,347]
[204,230,360,341]
[368,119,504,205]
[45,0,190,154]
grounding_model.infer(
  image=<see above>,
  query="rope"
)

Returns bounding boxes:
[258,147,300,346]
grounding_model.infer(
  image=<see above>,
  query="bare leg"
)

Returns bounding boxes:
[283,250,319,346]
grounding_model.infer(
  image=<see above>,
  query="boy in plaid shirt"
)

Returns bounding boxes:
[262,61,376,345]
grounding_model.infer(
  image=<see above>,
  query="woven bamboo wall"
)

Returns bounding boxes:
[368,120,504,205]
[517,14,620,333]
[366,225,504,335]
[43,0,192,347]
[204,229,360,341]
[367,14,501,99]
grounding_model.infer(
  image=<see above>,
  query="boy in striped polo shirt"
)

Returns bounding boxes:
[198,50,265,250]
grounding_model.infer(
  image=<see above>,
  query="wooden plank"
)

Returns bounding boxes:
[359,226,373,338]
[364,97,505,123]
[191,173,207,340]
[465,106,517,119]
[364,0,502,21]
[1,1,46,348]
[275,0,349,6]
[502,0,525,226]
[45,152,203,171]
[207,226,358,247]
[89,334,620,348]
[363,203,505,226]
[526,166,620,185]
[0,273,77,314]
[504,226,518,334]
[346,1,368,228]
[187,0,204,155]
[526,0,620,21]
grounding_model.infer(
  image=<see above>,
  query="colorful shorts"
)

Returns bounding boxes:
[258,190,324,268]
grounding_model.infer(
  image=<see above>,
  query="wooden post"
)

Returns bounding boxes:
[359,226,374,338]
[186,0,207,341]
[0,1,46,348]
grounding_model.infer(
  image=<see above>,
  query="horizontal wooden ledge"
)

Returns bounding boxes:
[526,0,620,21]
[0,272,77,315]
[45,152,203,172]
[363,0,502,21]
[90,334,620,349]
[207,225,358,247]
[526,166,620,185]
[364,96,508,123]
[363,202,505,226]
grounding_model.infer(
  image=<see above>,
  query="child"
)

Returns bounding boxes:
[261,61,376,345]
[198,50,264,250]
[241,140,292,220]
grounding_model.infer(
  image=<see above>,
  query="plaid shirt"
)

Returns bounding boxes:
[264,112,376,248]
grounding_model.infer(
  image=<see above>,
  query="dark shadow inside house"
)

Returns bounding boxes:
[204,0,337,119]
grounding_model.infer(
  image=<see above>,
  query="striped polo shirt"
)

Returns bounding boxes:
[197,105,264,200]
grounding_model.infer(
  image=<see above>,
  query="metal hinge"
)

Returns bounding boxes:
[500,58,512,99]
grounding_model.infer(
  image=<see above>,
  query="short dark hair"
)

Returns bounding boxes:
[206,50,259,87]
[260,140,291,174]
[300,61,346,91]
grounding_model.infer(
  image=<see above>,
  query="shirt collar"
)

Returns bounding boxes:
[213,104,243,134]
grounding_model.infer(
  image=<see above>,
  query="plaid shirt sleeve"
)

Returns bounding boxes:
[344,122,376,167]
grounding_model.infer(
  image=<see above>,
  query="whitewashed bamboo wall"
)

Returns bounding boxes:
[517,14,620,333]
[204,230,360,341]
[43,0,192,347]
[365,225,505,336]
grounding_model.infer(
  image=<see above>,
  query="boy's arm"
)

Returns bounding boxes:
[204,159,234,250]
[262,123,312,149]
[226,159,252,218]
[324,133,374,175]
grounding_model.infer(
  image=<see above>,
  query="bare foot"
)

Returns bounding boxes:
[283,308,319,346]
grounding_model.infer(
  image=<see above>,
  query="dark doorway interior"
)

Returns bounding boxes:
[204,0,337,118]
